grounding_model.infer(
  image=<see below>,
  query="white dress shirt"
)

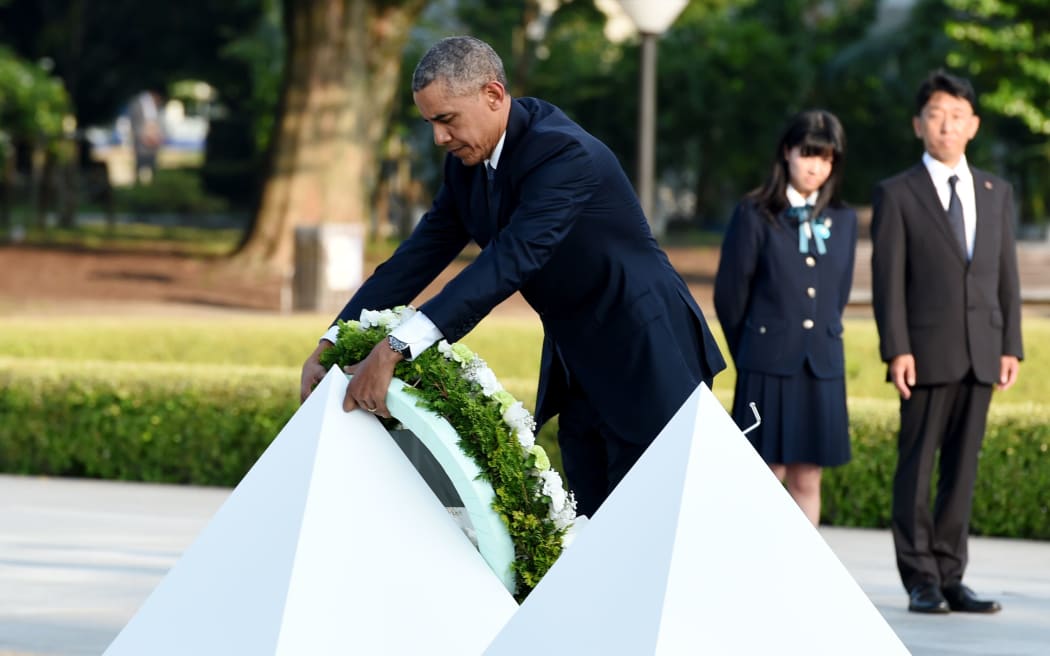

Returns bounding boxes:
[786,185,818,209]
[922,152,976,259]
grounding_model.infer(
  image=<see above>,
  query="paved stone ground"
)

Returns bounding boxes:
[1,475,1048,656]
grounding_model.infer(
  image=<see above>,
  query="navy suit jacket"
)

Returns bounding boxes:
[871,164,1023,385]
[335,97,725,445]
[714,199,857,378]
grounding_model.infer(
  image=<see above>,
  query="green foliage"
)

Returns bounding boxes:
[0,358,297,485]
[823,398,1050,539]
[219,0,285,154]
[944,0,1050,224]
[19,221,244,256]
[946,0,1050,136]
[2,311,1048,582]
[0,45,70,143]
[113,169,230,216]
[971,404,1050,537]
[319,319,566,600]
[0,0,267,126]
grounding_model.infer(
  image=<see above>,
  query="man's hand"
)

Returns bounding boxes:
[343,339,404,417]
[889,353,916,400]
[997,355,1020,392]
[300,340,333,403]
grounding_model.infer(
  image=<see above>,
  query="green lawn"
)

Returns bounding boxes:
[2,313,1046,412]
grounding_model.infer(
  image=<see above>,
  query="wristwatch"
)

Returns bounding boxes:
[387,335,412,360]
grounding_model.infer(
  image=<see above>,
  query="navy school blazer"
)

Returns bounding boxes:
[334,97,726,445]
[714,198,857,378]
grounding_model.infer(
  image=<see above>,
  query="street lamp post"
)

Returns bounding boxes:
[616,0,688,229]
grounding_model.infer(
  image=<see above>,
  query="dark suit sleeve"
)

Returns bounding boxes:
[839,209,858,313]
[871,183,911,362]
[332,182,471,326]
[713,202,762,358]
[998,188,1024,359]
[420,138,599,342]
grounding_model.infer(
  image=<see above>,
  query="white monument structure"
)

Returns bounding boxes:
[105,368,908,654]
[103,368,517,656]
[484,384,909,655]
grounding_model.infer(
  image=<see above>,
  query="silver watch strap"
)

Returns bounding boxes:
[388,335,412,359]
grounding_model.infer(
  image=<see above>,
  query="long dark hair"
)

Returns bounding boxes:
[747,109,847,223]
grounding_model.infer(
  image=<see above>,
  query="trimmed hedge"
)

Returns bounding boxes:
[0,358,298,486]
[823,398,1050,539]
[1,359,1047,539]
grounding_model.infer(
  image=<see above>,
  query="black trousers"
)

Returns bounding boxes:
[891,375,993,592]
[557,382,648,518]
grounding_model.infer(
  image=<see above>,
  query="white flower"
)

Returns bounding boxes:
[516,427,536,449]
[360,305,414,331]
[537,469,577,529]
[437,340,453,358]
[471,365,504,397]
[359,309,382,329]
[540,468,567,512]
[552,494,578,530]
[502,402,534,434]
[378,309,397,328]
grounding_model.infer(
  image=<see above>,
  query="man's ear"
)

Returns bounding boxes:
[481,81,506,110]
[912,115,922,139]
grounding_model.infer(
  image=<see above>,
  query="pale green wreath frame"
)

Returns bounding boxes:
[357,374,517,594]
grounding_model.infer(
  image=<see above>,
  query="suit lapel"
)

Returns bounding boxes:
[904,163,966,265]
[971,168,997,264]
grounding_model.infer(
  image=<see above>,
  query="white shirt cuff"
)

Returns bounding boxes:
[320,325,340,345]
[390,312,443,360]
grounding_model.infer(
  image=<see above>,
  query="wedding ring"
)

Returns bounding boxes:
[366,406,378,413]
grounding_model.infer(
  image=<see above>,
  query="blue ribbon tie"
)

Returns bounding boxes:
[789,206,830,255]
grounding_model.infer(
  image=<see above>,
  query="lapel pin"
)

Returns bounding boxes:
[984,180,993,190]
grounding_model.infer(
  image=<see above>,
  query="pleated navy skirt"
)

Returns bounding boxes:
[730,362,851,467]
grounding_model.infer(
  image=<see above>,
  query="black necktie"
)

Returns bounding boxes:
[947,174,968,259]
[485,163,500,220]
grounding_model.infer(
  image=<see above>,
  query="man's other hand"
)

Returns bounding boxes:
[300,340,333,403]
[889,353,916,400]
[997,355,1020,392]
[342,339,404,417]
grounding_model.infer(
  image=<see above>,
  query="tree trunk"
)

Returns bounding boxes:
[235,0,427,272]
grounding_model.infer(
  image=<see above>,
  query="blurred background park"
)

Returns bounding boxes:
[0,0,1048,535]
[1,0,1048,259]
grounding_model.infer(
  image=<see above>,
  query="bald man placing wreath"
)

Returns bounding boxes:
[300,36,725,518]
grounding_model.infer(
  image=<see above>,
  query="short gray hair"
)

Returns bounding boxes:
[412,36,508,96]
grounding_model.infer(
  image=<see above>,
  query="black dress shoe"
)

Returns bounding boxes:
[908,582,950,614]
[942,583,1002,613]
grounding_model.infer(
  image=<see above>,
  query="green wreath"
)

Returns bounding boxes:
[319,307,576,600]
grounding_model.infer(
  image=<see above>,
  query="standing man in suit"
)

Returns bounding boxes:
[871,70,1022,614]
[299,36,726,518]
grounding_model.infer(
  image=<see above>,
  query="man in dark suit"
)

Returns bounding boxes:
[299,36,725,517]
[871,70,1022,615]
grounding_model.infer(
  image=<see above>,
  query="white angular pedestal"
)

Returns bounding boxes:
[104,367,516,656]
[485,384,909,655]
